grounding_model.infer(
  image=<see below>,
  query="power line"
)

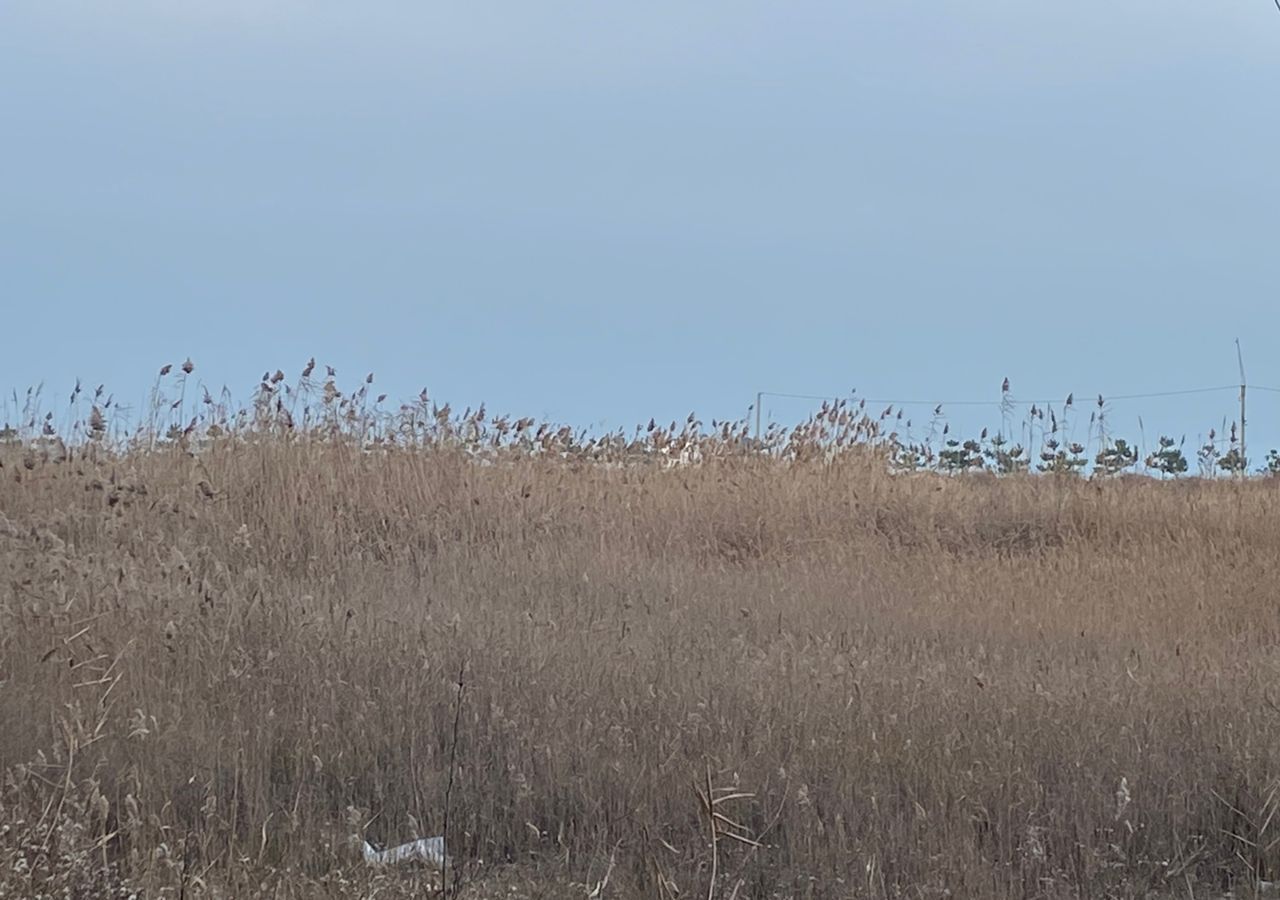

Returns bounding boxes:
[760,391,1039,407]
[758,384,1241,409]
[1105,385,1238,401]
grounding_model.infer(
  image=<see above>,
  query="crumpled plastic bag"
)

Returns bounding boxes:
[361,835,446,868]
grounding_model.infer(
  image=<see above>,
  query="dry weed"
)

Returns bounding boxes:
[1,368,1277,898]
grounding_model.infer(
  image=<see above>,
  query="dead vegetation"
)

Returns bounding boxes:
[3,366,1280,898]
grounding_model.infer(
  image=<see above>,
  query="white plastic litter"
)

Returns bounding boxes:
[361,835,446,869]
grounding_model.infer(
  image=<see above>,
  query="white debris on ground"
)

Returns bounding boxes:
[361,835,446,869]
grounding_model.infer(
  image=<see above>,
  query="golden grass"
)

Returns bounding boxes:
[2,377,1280,898]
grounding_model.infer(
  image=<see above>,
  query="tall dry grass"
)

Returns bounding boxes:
[3,370,1280,898]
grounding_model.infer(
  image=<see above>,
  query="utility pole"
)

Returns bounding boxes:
[1236,339,1247,481]
[755,391,763,444]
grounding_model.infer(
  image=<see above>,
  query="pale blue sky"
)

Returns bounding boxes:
[3,2,1278,459]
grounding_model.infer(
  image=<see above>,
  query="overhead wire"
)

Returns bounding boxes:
[759,384,1243,409]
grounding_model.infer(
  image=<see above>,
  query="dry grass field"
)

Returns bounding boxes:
[3,370,1280,899]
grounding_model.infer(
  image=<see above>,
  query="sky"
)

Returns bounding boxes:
[2,2,1279,462]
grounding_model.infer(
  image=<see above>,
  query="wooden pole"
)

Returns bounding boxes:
[1240,383,1247,480]
[1236,339,1247,480]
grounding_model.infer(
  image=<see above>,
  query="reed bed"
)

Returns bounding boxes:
[2,365,1279,898]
